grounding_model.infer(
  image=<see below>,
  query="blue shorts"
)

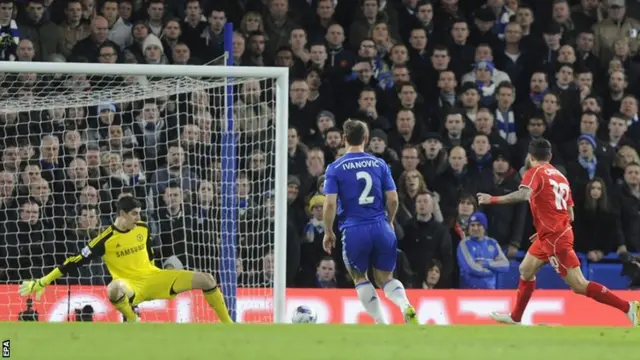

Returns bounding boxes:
[341,221,397,274]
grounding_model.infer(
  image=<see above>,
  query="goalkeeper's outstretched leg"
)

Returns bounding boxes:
[107,279,138,322]
[171,271,234,323]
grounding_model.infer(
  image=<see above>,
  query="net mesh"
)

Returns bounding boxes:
[0,68,277,323]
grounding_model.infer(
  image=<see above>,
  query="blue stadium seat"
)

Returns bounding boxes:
[535,264,570,289]
[496,261,521,289]
[587,263,629,290]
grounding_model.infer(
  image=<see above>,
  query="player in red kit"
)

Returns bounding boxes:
[477,138,640,325]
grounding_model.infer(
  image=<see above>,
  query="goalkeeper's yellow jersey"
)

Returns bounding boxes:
[59,222,160,280]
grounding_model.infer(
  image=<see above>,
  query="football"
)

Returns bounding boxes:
[291,305,317,323]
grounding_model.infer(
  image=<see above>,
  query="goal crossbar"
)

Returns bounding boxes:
[0,62,289,323]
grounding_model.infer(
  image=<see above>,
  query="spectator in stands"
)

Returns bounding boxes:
[493,82,518,145]
[133,101,171,171]
[300,147,325,197]
[567,134,613,207]
[289,79,321,143]
[592,0,640,66]
[28,177,56,225]
[145,0,165,36]
[0,0,18,61]
[17,159,42,197]
[150,142,197,199]
[171,42,193,65]
[160,20,180,61]
[235,79,272,136]
[612,145,640,184]
[480,150,526,257]
[368,129,398,166]
[263,0,295,59]
[325,23,356,75]
[142,33,167,64]
[299,194,325,281]
[19,0,63,61]
[349,0,383,51]
[2,142,19,174]
[617,162,640,253]
[180,0,206,54]
[125,21,150,63]
[575,177,624,259]
[64,204,109,285]
[81,0,95,22]
[72,16,120,63]
[421,259,443,289]
[118,0,132,25]
[313,257,338,288]
[0,170,15,224]
[198,6,226,63]
[398,169,427,216]
[156,180,192,265]
[102,0,130,49]
[16,39,34,62]
[456,212,508,289]
[289,27,308,65]
[239,11,263,39]
[3,200,56,282]
[402,191,453,288]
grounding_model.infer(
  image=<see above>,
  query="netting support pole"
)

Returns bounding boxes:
[220,22,237,322]
[273,63,289,324]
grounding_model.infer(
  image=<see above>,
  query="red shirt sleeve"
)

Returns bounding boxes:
[520,167,542,193]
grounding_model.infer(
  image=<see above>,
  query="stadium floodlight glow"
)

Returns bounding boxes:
[0,61,289,324]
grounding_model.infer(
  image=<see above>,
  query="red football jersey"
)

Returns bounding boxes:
[520,163,574,239]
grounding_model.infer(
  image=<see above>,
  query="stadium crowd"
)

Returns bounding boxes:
[1,0,640,291]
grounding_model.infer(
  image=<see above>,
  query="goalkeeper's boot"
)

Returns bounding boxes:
[490,312,520,325]
[403,305,418,324]
[123,306,141,323]
[627,301,640,326]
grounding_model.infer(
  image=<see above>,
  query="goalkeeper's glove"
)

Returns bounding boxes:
[18,279,46,300]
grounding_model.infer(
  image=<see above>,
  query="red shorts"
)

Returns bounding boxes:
[528,229,581,277]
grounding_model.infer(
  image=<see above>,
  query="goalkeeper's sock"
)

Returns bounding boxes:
[355,281,387,324]
[203,286,234,323]
[511,278,536,323]
[585,281,630,313]
[382,279,411,311]
[112,295,138,322]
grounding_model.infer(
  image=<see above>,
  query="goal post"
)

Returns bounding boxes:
[0,61,289,323]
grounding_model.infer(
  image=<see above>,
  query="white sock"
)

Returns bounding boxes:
[355,281,387,324]
[383,279,411,311]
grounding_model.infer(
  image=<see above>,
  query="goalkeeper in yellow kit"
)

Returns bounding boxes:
[19,196,233,323]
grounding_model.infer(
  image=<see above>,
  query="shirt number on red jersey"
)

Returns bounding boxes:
[549,179,570,211]
[548,255,561,273]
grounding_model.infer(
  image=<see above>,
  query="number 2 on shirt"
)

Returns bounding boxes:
[356,171,374,205]
[550,179,570,211]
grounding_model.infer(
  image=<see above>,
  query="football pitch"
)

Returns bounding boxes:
[1,323,638,360]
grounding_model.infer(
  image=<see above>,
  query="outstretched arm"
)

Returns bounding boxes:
[477,186,532,205]
[19,228,110,299]
[41,229,109,284]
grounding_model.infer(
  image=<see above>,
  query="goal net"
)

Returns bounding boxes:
[0,62,288,323]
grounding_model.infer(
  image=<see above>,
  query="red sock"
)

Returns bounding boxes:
[511,278,536,322]
[585,282,630,313]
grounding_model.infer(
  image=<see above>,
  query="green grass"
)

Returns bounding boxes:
[1,323,639,360]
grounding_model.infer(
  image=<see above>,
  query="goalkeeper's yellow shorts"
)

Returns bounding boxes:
[118,269,194,306]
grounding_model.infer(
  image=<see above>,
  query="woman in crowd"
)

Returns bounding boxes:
[574,178,624,261]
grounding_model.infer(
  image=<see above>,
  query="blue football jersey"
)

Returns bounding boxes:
[323,152,396,230]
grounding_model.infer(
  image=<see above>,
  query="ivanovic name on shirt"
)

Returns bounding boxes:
[341,159,380,170]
